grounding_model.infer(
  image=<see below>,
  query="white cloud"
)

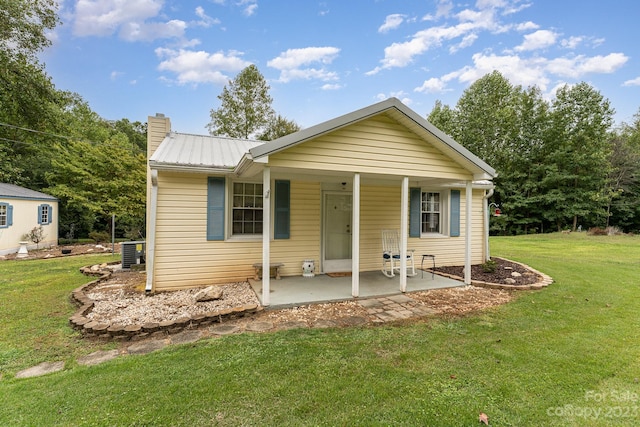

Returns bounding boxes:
[546,53,628,78]
[515,29,558,51]
[515,21,539,31]
[369,2,505,74]
[561,36,583,49]
[110,70,124,80]
[268,47,340,82]
[375,92,412,105]
[623,77,640,87]
[73,0,187,41]
[415,77,449,93]
[449,33,478,53]
[237,0,258,16]
[379,14,405,33]
[419,50,629,98]
[193,6,220,27]
[155,48,251,85]
[321,83,342,90]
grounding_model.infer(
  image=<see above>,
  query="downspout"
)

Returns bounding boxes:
[483,188,494,262]
[145,169,158,293]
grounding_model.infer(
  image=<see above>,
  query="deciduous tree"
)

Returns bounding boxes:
[207,65,275,139]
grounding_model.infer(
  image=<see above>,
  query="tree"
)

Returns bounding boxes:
[207,65,275,139]
[542,83,614,231]
[257,114,300,141]
[0,0,61,186]
[607,110,640,230]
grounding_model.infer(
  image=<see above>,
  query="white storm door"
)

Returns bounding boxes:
[323,192,353,272]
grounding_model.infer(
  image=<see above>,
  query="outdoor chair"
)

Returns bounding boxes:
[381,229,417,278]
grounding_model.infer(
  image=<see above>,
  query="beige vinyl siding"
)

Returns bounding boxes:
[153,172,321,291]
[358,186,485,271]
[153,172,487,290]
[268,115,473,181]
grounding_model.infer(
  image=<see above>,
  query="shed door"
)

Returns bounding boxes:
[322,192,352,272]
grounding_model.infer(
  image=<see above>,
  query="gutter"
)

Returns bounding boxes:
[483,188,495,262]
[145,170,158,293]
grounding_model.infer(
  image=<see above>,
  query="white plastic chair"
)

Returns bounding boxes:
[381,229,416,278]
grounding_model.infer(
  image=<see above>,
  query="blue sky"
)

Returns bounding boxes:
[43,0,640,135]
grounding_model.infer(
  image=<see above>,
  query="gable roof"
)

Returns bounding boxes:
[0,183,57,201]
[149,132,264,172]
[250,97,496,180]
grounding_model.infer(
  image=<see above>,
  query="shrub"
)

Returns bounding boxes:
[587,227,607,236]
[481,259,497,273]
[89,230,110,243]
[23,226,46,248]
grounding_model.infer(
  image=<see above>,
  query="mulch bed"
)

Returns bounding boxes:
[433,257,540,286]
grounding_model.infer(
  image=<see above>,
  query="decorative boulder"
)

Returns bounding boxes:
[505,278,517,284]
[195,286,223,302]
[511,271,522,278]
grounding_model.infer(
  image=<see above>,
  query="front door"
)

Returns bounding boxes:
[322,192,352,272]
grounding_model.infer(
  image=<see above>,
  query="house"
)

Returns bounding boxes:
[0,183,59,255]
[145,98,496,305]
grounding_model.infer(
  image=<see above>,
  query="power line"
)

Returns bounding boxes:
[0,121,145,152]
[0,121,73,141]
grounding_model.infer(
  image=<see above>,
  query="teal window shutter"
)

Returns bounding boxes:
[207,177,225,240]
[7,204,12,226]
[409,187,421,237]
[450,190,460,237]
[37,204,43,225]
[274,180,290,239]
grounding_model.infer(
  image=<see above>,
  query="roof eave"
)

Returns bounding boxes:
[149,161,235,174]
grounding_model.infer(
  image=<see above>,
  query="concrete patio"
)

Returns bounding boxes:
[249,270,465,307]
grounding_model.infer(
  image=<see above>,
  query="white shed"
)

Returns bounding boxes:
[0,183,59,255]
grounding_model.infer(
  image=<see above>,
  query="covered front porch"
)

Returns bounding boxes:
[249,270,465,308]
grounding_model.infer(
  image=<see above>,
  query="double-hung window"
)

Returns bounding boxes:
[410,188,460,237]
[232,182,263,235]
[421,192,441,233]
[0,203,8,227]
[39,204,51,225]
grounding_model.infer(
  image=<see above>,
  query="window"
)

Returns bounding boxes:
[0,204,7,227]
[421,192,441,233]
[232,182,263,235]
[410,189,459,237]
[39,204,51,225]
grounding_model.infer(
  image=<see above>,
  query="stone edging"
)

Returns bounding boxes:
[433,257,554,291]
[69,264,262,341]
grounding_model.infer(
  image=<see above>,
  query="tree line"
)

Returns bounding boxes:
[428,71,640,234]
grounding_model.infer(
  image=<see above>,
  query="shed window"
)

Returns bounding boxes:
[38,204,52,225]
[232,182,263,235]
[0,203,10,228]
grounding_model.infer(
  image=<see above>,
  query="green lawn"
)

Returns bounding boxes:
[1,234,639,426]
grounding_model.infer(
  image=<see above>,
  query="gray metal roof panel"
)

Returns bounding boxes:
[150,132,264,169]
[0,183,57,200]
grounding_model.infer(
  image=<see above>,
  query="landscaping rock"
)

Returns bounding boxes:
[195,286,223,302]
[505,278,517,284]
[77,349,120,366]
[16,361,65,379]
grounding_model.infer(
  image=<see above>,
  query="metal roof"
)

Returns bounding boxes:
[0,183,57,201]
[149,132,264,171]
[250,97,497,180]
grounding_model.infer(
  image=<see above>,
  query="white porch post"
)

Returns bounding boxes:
[352,173,360,297]
[400,176,409,292]
[262,167,271,305]
[464,180,472,285]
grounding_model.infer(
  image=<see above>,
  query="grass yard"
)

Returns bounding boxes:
[1,234,639,426]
